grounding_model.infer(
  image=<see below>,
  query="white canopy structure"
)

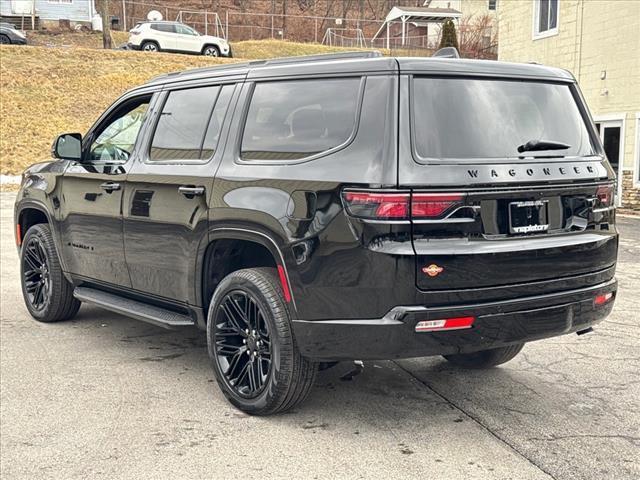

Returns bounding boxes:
[371,5,462,49]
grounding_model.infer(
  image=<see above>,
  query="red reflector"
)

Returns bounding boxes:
[596,185,613,207]
[277,265,292,303]
[415,316,475,332]
[412,193,464,218]
[15,223,22,246]
[594,292,613,306]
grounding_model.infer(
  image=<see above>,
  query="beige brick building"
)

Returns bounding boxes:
[498,0,640,210]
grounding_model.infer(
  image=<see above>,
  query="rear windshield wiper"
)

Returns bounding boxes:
[517,139,571,154]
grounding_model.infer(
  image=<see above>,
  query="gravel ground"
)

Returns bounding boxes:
[1,192,638,480]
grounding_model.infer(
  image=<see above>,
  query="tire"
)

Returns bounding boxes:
[0,34,10,45]
[141,41,159,52]
[202,45,220,57]
[20,224,81,323]
[207,268,317,415]
[443,343,525,369]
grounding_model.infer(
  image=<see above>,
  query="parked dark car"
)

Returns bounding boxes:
[0,22,27,45]
[14,51,618,415]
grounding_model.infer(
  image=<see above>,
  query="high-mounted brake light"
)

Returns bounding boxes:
[415,316,475,333]
[594,292,613,306]
[342,191,465,220]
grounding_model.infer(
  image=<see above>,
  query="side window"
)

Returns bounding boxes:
[89,98,150,162]
[152,23,175,33]
[149,85,232,162]
[241,78,361,161]
[201,84,235,159]
[176,24,197,35]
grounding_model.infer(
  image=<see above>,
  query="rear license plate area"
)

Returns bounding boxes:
[508,200,549,234]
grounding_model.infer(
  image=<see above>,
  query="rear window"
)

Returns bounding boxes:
[412,77,596,161]
[241,78,361,161]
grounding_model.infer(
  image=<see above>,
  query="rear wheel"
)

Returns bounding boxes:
[141,41,159,52]
[443,343,524,369]
[0,34,10,44]
[20,224,80,322]
[207,268,317,415]
[202,45,220,57]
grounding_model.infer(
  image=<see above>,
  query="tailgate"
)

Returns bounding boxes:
[411,183,618,291]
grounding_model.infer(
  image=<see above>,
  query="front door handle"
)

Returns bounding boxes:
[100,182,121,193]
[178,186,205,197]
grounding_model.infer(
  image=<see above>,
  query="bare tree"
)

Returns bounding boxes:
[99,0,112,49]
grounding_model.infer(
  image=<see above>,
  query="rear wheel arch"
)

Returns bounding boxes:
[200,229,293,317]
[18,206,50,240]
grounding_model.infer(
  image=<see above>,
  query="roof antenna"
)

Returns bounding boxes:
[432,46,460,58]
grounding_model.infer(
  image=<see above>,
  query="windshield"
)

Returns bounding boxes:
[412,77,597,161]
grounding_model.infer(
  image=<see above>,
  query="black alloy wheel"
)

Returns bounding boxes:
[22,235,51,311]
[19,224,81,322]
[207,268,317,415]
[214,290,272,398]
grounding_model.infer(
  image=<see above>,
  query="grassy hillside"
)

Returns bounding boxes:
[0,38,376,176]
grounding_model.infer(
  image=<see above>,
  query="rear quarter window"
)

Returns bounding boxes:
[240,78,362,161]
[411,77,597,162]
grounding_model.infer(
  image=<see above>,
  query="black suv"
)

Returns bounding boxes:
[14,51,618,415]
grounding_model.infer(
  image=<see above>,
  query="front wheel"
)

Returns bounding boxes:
[20,224,80,322]
[443,343,524,369]
[202,45,220,57]
[0,34,10,44]
[207,268,317,415]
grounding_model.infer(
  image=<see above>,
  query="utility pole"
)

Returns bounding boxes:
[100,0,112,49]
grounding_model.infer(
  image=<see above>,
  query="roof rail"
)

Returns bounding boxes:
[146,61,251,84]
[249,50,383,67]
[432,47,460,59]
[146,50,382,85]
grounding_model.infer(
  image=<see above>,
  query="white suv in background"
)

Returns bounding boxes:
[128,21,231,57]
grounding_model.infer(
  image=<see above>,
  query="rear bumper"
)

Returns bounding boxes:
[292,279,617,361]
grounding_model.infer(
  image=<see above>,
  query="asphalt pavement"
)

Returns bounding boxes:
[1,192,638,480]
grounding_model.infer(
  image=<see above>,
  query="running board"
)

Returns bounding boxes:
[73,287,195,329]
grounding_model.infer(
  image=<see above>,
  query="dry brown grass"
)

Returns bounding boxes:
[0,35,389,175]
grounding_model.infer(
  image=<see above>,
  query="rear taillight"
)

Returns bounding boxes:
[130,28,141,35]
[412,193,464,219]
[342,191,465,221]
[415,316,475,332]
[342,191,410,220]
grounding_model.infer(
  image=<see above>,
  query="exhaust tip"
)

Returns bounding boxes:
[576,327,594,336]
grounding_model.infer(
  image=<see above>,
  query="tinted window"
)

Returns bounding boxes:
[201,85,234,159]
[241,78,361,161]
[412,77,596,160]
[150,86,220,161]
[152,23,175,33]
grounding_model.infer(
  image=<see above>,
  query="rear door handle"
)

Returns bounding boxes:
[178,186,205,197]
[100,182,121,192]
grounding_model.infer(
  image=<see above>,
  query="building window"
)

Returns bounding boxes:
[533,0,559,39]
[488,0,497,11]
[47,0,73,4]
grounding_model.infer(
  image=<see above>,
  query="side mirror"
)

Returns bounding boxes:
[52,133,82,160]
